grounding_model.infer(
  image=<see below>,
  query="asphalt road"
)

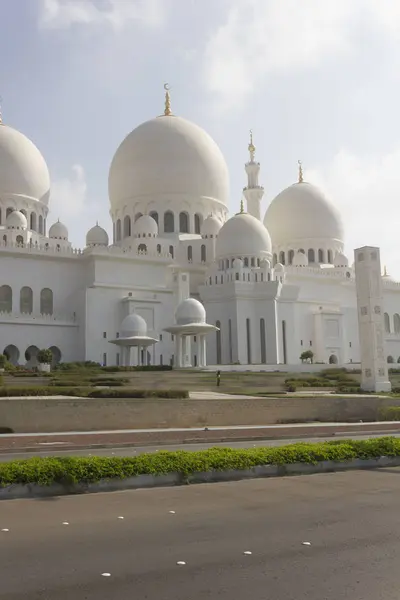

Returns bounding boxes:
[1,468,400,599]
[0,431,399,461]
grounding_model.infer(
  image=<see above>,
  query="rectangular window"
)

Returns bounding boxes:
[171,334,174,341]
[159,334,163,341]
[300,340,303,346]
[349,341,352,348]
[194,336,197,342]
[309,341,312,347]
[103,352,107,366]
[116,332,119,338]
[103,332,107,339]
[116,353,120,366]
[160,354,163,365]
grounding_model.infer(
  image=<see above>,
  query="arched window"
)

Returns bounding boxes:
[30,212,37,231]
[201,244,206,262]
[384,312,391,333]
[123,215,131,237]
[279,251,285,264]
[327,249,333,263]
[260,318,266,364]
[318,249,324,263]
[3,235,6,244]
[40,288,53,315]
[299,248,305,254]
[157,244,161,254]
[138,243,147,253]
[38,215,43,234]
[273,253,277,266]
[149,211,158,225]
[169,245,174,258]
[16,235,23,245]
[216,320,222,364]
[134,213,143,222]
[329,354,338,364]
[164,211,174,233]
[235,272,239,281]
[194,213,202,234]
[244,257,249,267]
[20,286,33,314]
[0,285,12,312]
[308,249,315,263]
[179,212,189,233]
[3,344,19,365]
[246,318,252,364]
[116,219,122,241]
[49,346,62,366]
[394,313,400,334]
[187,245,192,261]
[387,355,394,364]
[6,208,13,218]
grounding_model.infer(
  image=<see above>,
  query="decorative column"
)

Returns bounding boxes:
[201,335,207,367]
[175,334,182,368]
[354,246,391,392]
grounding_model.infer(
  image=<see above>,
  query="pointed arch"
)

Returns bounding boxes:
[179,211,189,233]
[123,215,131,237]
[40,288,53,315]
[164,211,174,233]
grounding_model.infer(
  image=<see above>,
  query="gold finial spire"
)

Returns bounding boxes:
[240,198,244,213]
[384,265,388,277]
[163,83,172,116]
[298,160,303,183]
[248,129,256,161]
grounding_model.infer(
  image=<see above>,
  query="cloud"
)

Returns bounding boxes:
[202,0,400,112]
[38,0,164,30]
[307,148,400,278]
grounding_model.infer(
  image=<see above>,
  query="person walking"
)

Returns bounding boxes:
[216,370,221,387]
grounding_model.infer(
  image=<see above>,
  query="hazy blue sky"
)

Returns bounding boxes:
[2,0,400,275]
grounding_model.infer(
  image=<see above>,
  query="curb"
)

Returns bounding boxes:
[1,455,400,500]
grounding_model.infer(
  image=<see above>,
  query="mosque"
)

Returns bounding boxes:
[0,86,399,369]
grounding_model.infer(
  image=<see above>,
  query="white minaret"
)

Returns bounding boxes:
[243,130,264,221]
[354,246,391,393]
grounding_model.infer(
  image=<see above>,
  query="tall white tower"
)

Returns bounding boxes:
[354,246,391,393]
[243,130,264,221]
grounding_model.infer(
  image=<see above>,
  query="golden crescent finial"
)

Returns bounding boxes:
[298,160,303,183]
[163,83,172,116]
[248,129,255,161]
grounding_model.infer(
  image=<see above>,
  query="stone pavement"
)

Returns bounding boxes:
[1,421,400,454]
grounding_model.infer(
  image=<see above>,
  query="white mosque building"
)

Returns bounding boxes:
[1,87,400,369]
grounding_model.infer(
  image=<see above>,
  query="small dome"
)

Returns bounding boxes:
[175,297,206,325]
[49,220,68,240]
[120,313,147,337]
[274,262,285,271]
[86,224,109,247]
[334,252,348,268]
[264,182,344,246]
[6,210,27,230]
[133,214,158,238]
[260,257,271,269]
[292,251,308,266]
[201,215,222,238]
[216,212,272,259]
[232,258,243,269]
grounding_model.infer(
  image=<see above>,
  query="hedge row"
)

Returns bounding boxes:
[0,437,398,487]
[0,387,189,399]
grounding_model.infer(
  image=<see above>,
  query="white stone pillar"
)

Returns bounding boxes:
[175,334,182,368]
[182,336,188,367]
[201,335,207,367]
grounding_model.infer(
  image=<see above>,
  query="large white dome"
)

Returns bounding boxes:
[108,116,229,211]
[0,124,50,205]
[264,182,344,245]
[216,212,272,259]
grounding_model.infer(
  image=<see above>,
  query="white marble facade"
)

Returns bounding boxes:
[0,90,400,369]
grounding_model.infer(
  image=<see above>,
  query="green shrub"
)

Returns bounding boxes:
[55,361,102,371]
[378,407,400,421]
[101,365,173,373]
[37,349,53,365]
[285,384,296,392]
[0,354,6,369]
[0,387,188,399]
[12,372,40,378]
[0,437,399,487]
[87,388,189,399]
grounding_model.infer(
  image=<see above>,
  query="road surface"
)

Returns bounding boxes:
[1,468,400,598]
[0,431,399,461]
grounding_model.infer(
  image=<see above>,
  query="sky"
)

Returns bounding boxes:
[2,0,400,275]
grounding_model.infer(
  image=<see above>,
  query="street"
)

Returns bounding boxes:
[1,468,400,599]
